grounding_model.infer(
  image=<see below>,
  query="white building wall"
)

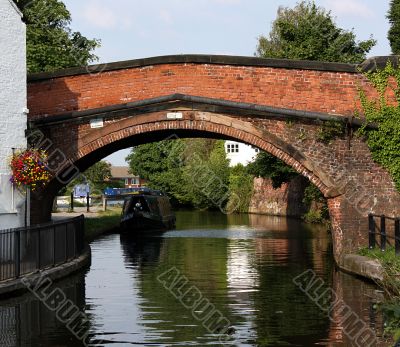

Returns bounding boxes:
[0,0,27,229]
[225,141,259,167]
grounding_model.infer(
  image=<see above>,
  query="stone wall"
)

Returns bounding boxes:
[249,176,309,217]
[0,0,27,228]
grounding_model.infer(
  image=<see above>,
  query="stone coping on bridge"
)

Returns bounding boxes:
[339,254,384,282]
[27,54,400,82]
[0,245,91,298]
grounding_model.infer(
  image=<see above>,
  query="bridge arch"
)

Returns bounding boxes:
[27,55,400,265]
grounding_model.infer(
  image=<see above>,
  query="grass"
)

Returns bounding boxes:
[359,247,400,340]
[84,208,122,241]
[359,246,400,296]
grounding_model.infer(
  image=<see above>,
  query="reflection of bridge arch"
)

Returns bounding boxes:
[28,55,400,264]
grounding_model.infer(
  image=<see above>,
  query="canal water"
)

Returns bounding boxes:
[0,211,388,346]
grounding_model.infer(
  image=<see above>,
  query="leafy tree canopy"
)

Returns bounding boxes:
[388,0,400,55]
[14,0,100,73]
[256,1,375,63]
[84,161,111,185]
[126,139,230,210]
[246,152,298,189]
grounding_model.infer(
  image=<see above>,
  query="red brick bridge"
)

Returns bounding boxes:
[27,54,400,264]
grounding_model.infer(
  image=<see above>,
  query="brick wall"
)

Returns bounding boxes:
[27,57,400,265]
[27,61,375,120]
[249,176,309,217]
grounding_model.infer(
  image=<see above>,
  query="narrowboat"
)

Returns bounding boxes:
[120,190,176,232]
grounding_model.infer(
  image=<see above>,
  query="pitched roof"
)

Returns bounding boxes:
[7,0,23,18]
[110,166,136,178]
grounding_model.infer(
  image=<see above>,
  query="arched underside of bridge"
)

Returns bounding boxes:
[27,54,400,265]
[29,100,400,266]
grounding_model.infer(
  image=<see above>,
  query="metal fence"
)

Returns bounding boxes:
[0,215,85,282]
[368,214,400,255]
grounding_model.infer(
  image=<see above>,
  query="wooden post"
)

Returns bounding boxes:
[86,192,90,213]
[368,214,375,249]
[395,218,400,256]
[70,192,74,212]
[380,215,386,252]
[26,187,31,227]
[102,195,107,212]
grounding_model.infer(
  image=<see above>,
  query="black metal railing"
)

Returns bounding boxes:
[0,215,85,282]
[368,214,400,255]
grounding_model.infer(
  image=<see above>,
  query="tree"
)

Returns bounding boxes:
[182,140,230,210]
[126,140,191,205]
[388,0,400,55]
[246,152,297,188]
[256,1,375,63]
[227,164,254,213]
[14,0,100,73]
[84,161,111,186]
[126,139,231,210]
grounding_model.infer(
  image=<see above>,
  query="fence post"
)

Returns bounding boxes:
[102,195,107,212]
[14,229,20,278]
[37,228,41,270]
[368,214,375,249]
[70,192,74,212]
[53,225,56,266]
[65,223,68,262]
[86,192,90,213]
[380,215,386,252]
[395,218,400,256]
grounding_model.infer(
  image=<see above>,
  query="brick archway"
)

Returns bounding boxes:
[27,54,400,265]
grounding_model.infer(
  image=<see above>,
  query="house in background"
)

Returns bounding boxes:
[109,166,145,188]
[0,0,27,228]
[224,141,259,167]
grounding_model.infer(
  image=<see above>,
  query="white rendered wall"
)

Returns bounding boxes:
[225,141,259,167]
[0,0,27,229]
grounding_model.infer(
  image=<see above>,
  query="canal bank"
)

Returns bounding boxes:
[0,215,91,299]
[0,245,91,298]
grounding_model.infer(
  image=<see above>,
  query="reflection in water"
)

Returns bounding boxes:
[0,273,87,346]
[0,211,390,346]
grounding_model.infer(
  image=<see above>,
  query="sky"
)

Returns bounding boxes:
[62,0,391,166]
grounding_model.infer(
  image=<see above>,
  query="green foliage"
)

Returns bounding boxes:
[302,183,329,223]
[182,140,230,209]
[227,164,254,213]
[126,140,189,205]
[256,1,375,63]
[127,139,231,210]
[358,61,400,191]
[302,209,325,224]
[316,120,345,144]
[388,0,400,55]
[246,151,298,188]
[380,301,400,340]
[84,161,111,185]
[358,247,400,340]
[14,0,100,73]
[359,246,400,296]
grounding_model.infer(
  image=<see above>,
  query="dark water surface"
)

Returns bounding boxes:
[0,211,388,346]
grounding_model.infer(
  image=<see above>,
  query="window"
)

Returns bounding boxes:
[227,144,239,153]
[125,178,129,186]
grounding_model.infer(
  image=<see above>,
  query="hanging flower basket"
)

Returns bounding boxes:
[9,149,51,191]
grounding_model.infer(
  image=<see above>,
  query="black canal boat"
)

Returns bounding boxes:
[120,189,176,232]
